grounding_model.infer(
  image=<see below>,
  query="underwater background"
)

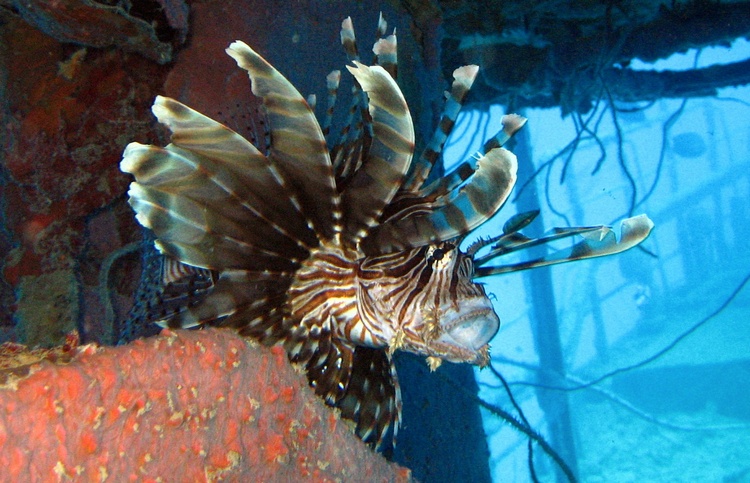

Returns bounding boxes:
[1,1,748,482]
[445,38,750,481]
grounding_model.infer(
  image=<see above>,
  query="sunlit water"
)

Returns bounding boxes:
[444,39,750,482]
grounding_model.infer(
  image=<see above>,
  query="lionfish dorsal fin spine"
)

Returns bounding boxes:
[372,33,397,80]
[483,113,528,152]
[340,17,359,61]
[226,41,341,240]
[402,65,480,192]
[322,70,342,140]
[342,61,415,246]
[362,147,518,254]
[414,113,528,205]
[376,11,387,38]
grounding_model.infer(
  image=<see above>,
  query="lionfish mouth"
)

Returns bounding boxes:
[435,298,500,359]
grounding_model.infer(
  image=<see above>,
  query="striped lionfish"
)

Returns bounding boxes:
[120,16,653,449]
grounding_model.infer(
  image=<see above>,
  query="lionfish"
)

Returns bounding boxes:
[120,15,653,449]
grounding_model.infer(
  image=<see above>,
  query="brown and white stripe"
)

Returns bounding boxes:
[120,13,653,452]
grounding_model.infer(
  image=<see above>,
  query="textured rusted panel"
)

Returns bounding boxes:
[8,0,183,63]
[0,13,170,344]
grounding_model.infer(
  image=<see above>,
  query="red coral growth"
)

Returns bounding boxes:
[0,329,411,482]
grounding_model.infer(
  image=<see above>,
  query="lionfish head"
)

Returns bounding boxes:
[357,241,498,367]
[120,13,654,450]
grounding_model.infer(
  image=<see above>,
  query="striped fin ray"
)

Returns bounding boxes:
[372,32,397,80]
[123,255,217,339]
[286,327,356,406]
[401,65,480,192]
[417,113,527,201]
[483,113,528,152]
[322,70,341,140]
[336,347,401,450]
[342,62,415,246]
[340,16,360,61]
[331,14,397,185]
[361,147,517,255]
[331,17,368,181]
[474,214,655,277]
[376,113,526,227]
[159,268,292,335]
[147,96,315,246]
[226,41,340,241]
[156,257,216,317]
[122,145,312,271]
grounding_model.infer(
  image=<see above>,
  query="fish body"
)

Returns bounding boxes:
[120,15,653,448]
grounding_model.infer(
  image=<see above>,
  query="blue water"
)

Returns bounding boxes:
[444,39,750,482]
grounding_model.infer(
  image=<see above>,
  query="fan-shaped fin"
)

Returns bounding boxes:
[123,147,310,256]
[121,99,321,268]
[307,336,355,405]
[336,346,401,450]
[226,41,340,240]
[123,145,311,270]
[157,269,292,331]
[362,147,518,254]
[149,97,313,242]
[474,214,655,277]
[342,62,415,245]
[283,321,356,406]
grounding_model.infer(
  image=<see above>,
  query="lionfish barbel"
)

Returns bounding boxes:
[120,15,653,449]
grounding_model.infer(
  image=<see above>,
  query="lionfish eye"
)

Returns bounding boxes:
[432,248,445,261]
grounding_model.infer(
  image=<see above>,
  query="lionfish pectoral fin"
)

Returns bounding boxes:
[145,96,318,250]
[362,147,518,254]
[155,268,292,339]
[341,62,415,245]
[336,346,401,450]
[226,40,340,241]
[285,325,359,406]
[121,101,315,271]
[474,214,655,277]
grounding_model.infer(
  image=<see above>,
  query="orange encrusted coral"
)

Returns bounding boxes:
[0,329,411,482]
